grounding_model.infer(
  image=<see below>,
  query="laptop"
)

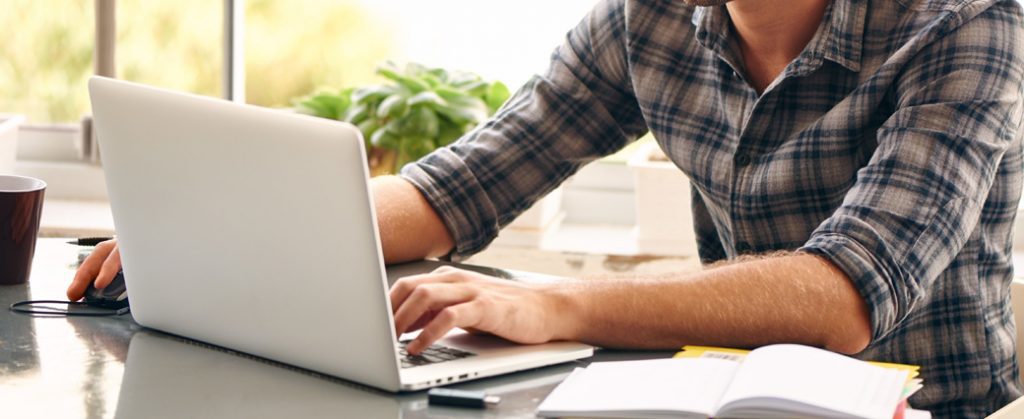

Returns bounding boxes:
[88,76,593,392]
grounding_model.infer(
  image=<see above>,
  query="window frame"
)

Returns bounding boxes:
[15,0,244,202]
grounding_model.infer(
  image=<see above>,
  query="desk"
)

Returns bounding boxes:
[0,239,674,418]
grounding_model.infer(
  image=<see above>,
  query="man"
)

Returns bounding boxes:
[69,0,1023,416]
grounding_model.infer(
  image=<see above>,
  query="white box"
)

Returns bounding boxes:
[0,114,25,175]
[628,142,698,256]
[562,159,636,225]
[494,187,565,248]
[507,186,564,229]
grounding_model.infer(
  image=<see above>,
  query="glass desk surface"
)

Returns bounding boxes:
[0,238,674,418]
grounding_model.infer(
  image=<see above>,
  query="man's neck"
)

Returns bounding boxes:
[726,0,829,92]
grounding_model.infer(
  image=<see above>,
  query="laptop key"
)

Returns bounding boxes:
[398,341,475,369]
[420,353,446,363]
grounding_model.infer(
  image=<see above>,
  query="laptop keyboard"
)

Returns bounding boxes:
[398,341,475,369]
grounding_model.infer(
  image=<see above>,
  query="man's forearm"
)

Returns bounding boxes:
[549,253,873,354]
[372,176,455,264]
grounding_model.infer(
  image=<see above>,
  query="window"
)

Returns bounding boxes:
[1,1,226,124]
[243,0,599,108]
[4,0,602,210]
[367,0,598,94]
[117,0,224,100]
[6,0,597,135]
[243,0,396,108]
[1,1,95,124]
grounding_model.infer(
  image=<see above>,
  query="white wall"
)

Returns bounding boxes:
[365,1,600,88]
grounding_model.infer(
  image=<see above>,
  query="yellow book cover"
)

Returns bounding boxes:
[674,345,921,382]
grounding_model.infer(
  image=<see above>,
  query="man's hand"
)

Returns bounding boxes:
[67,239,122,301]
[389,266,572,355]
[389,254,871,356]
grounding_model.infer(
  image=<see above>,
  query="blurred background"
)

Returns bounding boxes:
[1,0,598,123]
[2,0,862,261]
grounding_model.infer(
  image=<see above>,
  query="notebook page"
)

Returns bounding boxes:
[716,344,908,419]
[537,358,739,418]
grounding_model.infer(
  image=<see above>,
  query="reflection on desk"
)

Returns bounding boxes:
[0,239,675,419]
[118,331,578,419]
[118,332,404,418]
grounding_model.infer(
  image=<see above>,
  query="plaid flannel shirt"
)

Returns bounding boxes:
[401,0,1024,415]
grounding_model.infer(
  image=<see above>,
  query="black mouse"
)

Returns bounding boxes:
[84,270,129,310]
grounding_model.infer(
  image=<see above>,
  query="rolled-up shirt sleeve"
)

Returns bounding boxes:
[400,0,648,260]
[801,8,1024,342]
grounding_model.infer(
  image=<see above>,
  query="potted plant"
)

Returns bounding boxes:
[294,62,510,176]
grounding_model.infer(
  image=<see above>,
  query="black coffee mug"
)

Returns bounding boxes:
[0,175,46,285]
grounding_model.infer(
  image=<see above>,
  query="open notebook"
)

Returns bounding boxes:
[537,344,919,419]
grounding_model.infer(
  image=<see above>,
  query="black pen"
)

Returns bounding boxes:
[67,237,114,247]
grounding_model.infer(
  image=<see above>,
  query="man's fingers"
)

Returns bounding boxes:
[407,302,483,355]
[389,268,469,312]
[66,241,116,300]
[393,284,475,335]
[68,261,101,301]
[94,246,122,289]
[430,265,458,274]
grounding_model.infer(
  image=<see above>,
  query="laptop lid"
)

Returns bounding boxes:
[89,77,403,391]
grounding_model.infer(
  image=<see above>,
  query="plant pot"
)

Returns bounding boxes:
[0,114,25,175]
[368,147,398,177]
[627,142,697,257]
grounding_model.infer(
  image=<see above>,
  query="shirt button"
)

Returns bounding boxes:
[734,152,752,167]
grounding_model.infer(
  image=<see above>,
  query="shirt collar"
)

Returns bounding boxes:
[805,0,867,73]
[692,6,732,61]
[692,0,867,75]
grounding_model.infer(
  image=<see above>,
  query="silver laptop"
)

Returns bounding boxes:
[88,76,593,392]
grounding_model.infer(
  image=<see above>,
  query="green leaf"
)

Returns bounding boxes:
[461,80,489,97]
[404,62,429,77]
[377,93,409,119]
[394,136,436,172]
[434,86,470,102]
[377,67,430,93]
[420,73,443,89]
[436,118,466,147]
[407,91,447,108]
[343,103,370,124]
[407,136,436,158]
[370,124,401,149]
[403,106,439,139]
[356,118,379,140]
[356,119,378,151]
[425,68,450,83]
[376,66,403,83]
[484,81,510,113]
[352,85,398,104]
[294,100,328,118]
[294,90,350,120]
[434,94,489,124]
[448,71,482,87]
